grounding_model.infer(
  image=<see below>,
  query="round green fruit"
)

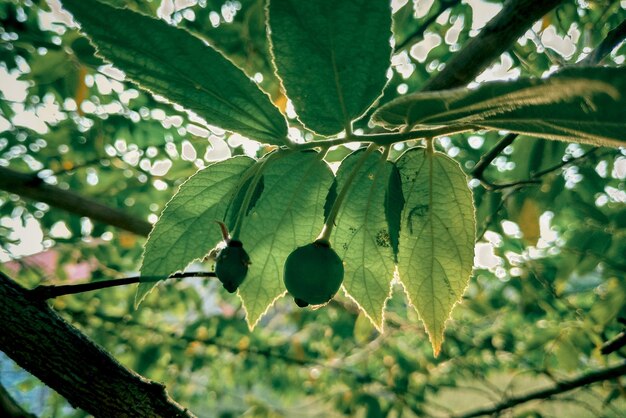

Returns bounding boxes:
[283,240,344,307]
[215,240,250,293]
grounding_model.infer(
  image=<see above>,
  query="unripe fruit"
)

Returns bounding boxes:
[215,240,250,293]
[283,239,344,307]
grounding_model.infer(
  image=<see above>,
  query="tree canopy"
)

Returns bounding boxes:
[0,0,625,417]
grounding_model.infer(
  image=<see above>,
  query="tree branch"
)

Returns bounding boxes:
[0,166,152,237]
[471,133,517,180]
[601,331,626,355]
[0,272,194,418]
[28,271,217,300]
[470,15,626,187]
[64,307,427,416]
[394,0,463,53]
[453,362,626,418]
[581,18,626,65]
[422,0,565,91]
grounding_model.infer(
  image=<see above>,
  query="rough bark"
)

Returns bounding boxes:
[422,0,565,91]
[0,272,194,418]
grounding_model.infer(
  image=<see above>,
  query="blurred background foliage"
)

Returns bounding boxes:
[0,0,625,417]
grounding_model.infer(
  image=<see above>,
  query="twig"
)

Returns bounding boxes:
[476,146,602,191]
[452,362,626,418]
[601,332,626,355]
[35,156,108,180]
[28,271,216,300]
[531,147,600,178]
[471,133,518,181]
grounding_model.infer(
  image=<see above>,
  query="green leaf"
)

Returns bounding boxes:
[224,175,265,231]
[333,150,395,330]
[385,164,404,262]
[61,0,287,145]
[137,156,255,306]
[268,0,391,135]
[395,148,475,355]
[372,67,626,148]
[237,151,333,328]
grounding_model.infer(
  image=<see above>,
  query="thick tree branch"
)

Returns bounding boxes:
[0,166,151,237]
[470,17,626,187]
[453,362,626,418]
[0,272,194,418]
[395,0,463,53]
[422,0,565,91]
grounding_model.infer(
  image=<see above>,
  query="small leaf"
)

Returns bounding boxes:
[372,67,626,148]
[224,175,265,231]
[137,157,255,306]
[62,0,287,145]
[385,164,404,261]
[268,0,392,135]
[396,148,475,355]
[333,149,395,330]
[237,151,333,328]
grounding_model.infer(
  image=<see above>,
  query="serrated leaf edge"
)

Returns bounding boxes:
[396,149,476,356]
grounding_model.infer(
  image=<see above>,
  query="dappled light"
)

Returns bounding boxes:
[1,0,625,417]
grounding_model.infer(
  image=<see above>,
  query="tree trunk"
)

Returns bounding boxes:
[0,272,194,418]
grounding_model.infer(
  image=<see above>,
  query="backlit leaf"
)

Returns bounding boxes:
[138,157,255,306]
[268,0,392,135]
[237,151,333,328]
[396,148,475,355]
[333,149,395,330]
[373,67,626,148]
[62,0,288,145]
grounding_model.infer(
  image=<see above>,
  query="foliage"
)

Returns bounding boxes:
[1,0,625,417]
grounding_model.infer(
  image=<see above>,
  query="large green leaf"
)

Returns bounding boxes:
[268,0,392,135]
[61,0,287,145]
[237,151,333,328]
[138,157,255,306]
[333,150,395,330]
[372,67,626,148]
[396,148,475,355]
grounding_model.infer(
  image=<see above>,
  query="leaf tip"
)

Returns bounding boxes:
[239,289,288,331]
[134,282,157,309]
[341,283,391,333]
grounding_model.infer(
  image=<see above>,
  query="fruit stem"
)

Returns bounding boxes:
[317,143,378,242]
[426,137,434,154]
[216,221,231,243]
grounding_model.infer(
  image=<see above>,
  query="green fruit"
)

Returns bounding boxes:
[215,240,250,293]
[283,240,344,307]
